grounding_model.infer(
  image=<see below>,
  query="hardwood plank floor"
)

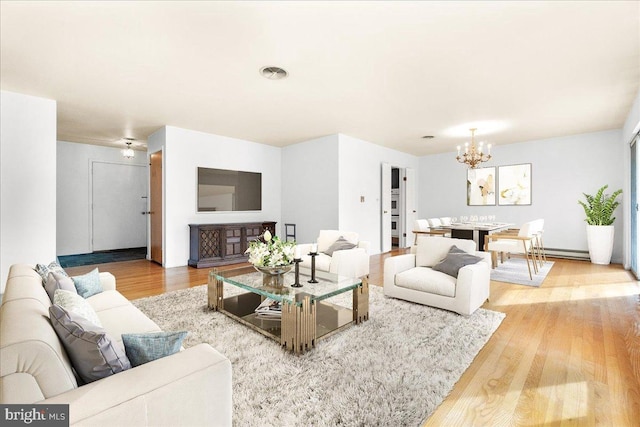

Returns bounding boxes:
[66,254,640,426]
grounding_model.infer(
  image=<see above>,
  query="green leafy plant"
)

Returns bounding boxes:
[578,185,622,226]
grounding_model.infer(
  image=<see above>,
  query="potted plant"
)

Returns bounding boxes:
[578,184,622,265]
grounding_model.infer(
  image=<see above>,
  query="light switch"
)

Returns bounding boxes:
[360,196,365,202]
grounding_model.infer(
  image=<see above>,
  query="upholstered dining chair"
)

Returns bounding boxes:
[485,220,539,280]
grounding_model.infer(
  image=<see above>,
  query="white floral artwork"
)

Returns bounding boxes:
[498,164,532,205]
[467,167,496,206]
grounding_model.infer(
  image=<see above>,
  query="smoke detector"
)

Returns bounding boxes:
[260,66,288,80]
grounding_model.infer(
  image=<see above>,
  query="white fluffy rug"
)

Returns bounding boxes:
[132,284,505,426]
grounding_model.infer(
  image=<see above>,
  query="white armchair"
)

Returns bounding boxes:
[297,230,370,278]
[384,236,490,315]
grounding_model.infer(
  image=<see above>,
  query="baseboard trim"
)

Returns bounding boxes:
[545,248,590,260]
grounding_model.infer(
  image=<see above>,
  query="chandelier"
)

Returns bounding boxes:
[122,138,135,159]
[456,128,491,169]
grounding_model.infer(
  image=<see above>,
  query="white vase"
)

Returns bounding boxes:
[586,225,615,265]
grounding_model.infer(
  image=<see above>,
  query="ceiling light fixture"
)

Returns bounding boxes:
[122,138,135,158]
[260,66,288,80]
[456,128,492,169]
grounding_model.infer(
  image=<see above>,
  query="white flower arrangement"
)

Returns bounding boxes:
[245,230,296,267]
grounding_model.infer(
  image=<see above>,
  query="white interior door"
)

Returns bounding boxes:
[92,162,147,251]
[403,167,416,248]
[381,163,392,253]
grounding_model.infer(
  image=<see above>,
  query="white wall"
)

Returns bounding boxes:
[56,141,148,256]
[281,135,340,244]
[161,126,281,268]
[0,91,57,291]
[338,134,419,254]
[418,129,625,262]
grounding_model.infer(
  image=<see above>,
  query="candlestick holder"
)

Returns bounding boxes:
[291,258,303,287]
[308,252,319,283]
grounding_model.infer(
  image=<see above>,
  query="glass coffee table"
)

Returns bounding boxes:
[208,265,369,354]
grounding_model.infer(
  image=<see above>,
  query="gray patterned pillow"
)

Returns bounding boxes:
[49,304,131,384]
[323,236,357,257]
[53,289,102,327]
[432,245,482,278]
[36,262,68,284]
[122,331,188,367]
[72,268,102,298]
[45,272,77,302]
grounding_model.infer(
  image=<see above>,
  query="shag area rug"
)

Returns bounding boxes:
[133,284,505,426]
[490,257,554,287]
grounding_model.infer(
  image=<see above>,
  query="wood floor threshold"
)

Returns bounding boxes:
[66,254,640,426]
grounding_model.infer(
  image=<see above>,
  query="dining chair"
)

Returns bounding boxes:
[486,220,539,280]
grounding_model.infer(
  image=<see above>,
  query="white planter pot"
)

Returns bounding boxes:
[586,225,615,265]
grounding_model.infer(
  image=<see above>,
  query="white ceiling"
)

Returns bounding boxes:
[1,1,638,156]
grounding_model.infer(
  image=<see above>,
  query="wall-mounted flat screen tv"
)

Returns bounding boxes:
[197,167,262,212]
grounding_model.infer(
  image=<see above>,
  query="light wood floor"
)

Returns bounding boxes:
[66,253,640,426]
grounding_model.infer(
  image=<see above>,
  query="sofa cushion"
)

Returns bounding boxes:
[122,331,188,367]
[415,237,476,267]
[54,289,103,327]
[49,304,131,384]
[317,230,359,253]
[45,271,77,301]
[432,245,483,278]
[323,236,357,256]
[394,267,456,297]
[35,262,68,284]
[73,268,103,298]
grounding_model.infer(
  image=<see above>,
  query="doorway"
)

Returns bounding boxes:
[91,162,147,252]
[381,164,416,252]
[631,132,639,278]
[150,151,163,265]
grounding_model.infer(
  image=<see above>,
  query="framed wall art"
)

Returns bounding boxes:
[498,163,532,205]
[467,166,496,206]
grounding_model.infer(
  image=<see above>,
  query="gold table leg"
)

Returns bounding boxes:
[353,277,369,324]
[281,295,316,354]
[207,268,224,311]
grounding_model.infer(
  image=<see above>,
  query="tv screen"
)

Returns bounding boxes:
[197,167,262,212]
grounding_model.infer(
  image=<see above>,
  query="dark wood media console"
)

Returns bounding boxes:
[188,221,276,268]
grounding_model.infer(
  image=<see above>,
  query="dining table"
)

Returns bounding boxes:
[414,222,513,251]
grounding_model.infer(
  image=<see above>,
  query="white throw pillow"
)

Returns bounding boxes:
[415,236,476,267]
[53,289,103,327]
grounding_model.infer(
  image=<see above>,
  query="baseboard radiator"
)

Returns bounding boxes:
[544,247,590,260]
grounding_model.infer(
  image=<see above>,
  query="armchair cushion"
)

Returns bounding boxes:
[317,230,359,253]
[432,245,483,278]
[323,236,357,256]
[415,236,476,267]
[395,267,456,297]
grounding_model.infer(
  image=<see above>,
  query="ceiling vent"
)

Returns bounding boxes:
[260,66,288,80]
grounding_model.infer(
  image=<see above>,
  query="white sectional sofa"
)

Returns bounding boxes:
[384,236,490,315]
[0,264,232,426]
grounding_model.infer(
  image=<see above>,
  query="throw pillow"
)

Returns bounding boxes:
[35,262,68,284]
[432,245,483,278]
[49,304,131,384]
[53,289,103,327]
[122,331,188,367]
[45,271,77,302]
[72,268,102,298]
[323,236,357,256]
